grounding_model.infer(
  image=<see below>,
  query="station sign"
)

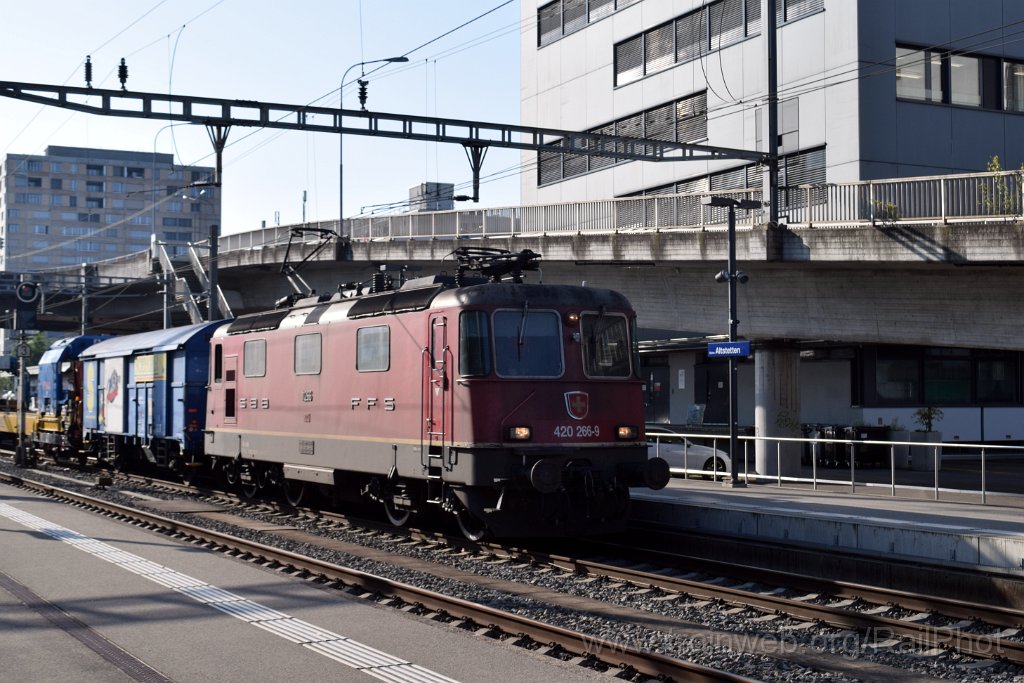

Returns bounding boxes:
[707,341,751,358]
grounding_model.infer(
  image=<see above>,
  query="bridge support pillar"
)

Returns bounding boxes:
[754,343,802,478]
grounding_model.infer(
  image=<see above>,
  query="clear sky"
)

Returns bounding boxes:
[0,1,523,234]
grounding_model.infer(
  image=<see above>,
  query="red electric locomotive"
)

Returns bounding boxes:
[204,248,668,538]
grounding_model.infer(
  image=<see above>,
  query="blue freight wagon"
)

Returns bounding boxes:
[35,335,109,457]
[80,322,222,473]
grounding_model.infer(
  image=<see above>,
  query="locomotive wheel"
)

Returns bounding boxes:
[239,472,259,499]
[180,463,199,486]
[238,462,261,499]
[455,510,487,541]
[383,497,411,527]
[283,480,306,507]
[223,460,239,485]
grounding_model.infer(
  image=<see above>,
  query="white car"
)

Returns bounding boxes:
[646,425,733,480]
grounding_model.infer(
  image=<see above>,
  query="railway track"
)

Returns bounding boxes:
[133,471,1024,663]
[0,466,753,683]
[471,538,1024,666]
[6,459,1024,680]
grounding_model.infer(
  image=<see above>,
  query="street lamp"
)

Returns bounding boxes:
[339,56,409,229]
[702,195,761,488]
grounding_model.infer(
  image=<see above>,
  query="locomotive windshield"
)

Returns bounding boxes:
[581,312,632,378]
[493,309,563,377]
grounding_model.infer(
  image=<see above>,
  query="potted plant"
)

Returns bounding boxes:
[910,407,943,471]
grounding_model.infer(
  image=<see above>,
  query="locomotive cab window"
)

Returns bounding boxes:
[357,325,390,372]
[581,312,632,378]
[243,339,266,377]
[493,309,563,378]
[459,311,491,377]
[294,333,321,375]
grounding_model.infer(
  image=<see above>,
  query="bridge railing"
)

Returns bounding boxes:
[329,170,1022,244]
[217,220,342,254]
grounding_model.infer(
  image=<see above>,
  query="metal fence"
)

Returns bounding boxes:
[337,170,1022,243]
[212,170,1024,252]
[217,220,343,253]
[649,431,1024,505]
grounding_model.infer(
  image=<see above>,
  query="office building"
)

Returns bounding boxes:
[521,0,1024,204]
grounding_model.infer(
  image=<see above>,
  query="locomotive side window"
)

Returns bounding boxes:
[294,333,321,375]
[459,311,491,377]
[213,344,223,383]
[243,339,266,377]
[356,325,390,372]
[580,312,632,378]
[493,309,563,378]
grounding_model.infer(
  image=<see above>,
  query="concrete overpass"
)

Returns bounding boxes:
[62,170,1021,352]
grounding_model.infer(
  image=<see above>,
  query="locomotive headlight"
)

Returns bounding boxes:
[616,425,639,440]
[564,312,579,326]
[507,426,532,441]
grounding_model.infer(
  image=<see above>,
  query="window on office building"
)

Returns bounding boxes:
[897,45,1001,109]
[538,92,707,186]
[1005,61,1024,112]
[86,197,104,209]
[644,22,674,74]
[86,181,104,193]
[86,164,103,176]
[50,178,62,190]
[862,347,1021,406]
[709,0,744,49]
[615,1,761,86]
[950,54,982,107]
[778,0,823,23]
[615,35,644,85]
[675,10,706,63]
[896,46,943,103]
[589,0,614,21]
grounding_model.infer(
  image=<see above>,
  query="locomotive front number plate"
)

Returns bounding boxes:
[553,425,600,438]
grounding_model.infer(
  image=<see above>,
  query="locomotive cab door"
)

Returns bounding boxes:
[422,315,452,474]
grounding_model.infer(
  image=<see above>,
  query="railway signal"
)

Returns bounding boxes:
[14,281,39,330]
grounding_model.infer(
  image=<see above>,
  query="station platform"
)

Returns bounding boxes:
[0,481,595,683]
[630,478,1024,576]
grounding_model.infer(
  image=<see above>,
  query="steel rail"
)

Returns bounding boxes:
[480,541,1024,665]
[0,470,753,683]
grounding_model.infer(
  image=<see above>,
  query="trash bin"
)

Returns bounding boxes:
[851,426,889,468]
[819,425,839,467]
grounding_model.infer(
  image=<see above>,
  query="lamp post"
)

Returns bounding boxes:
[702,195,761,488]
[339,56,408,230]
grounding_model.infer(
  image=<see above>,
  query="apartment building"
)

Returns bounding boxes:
[0,145,218,272]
